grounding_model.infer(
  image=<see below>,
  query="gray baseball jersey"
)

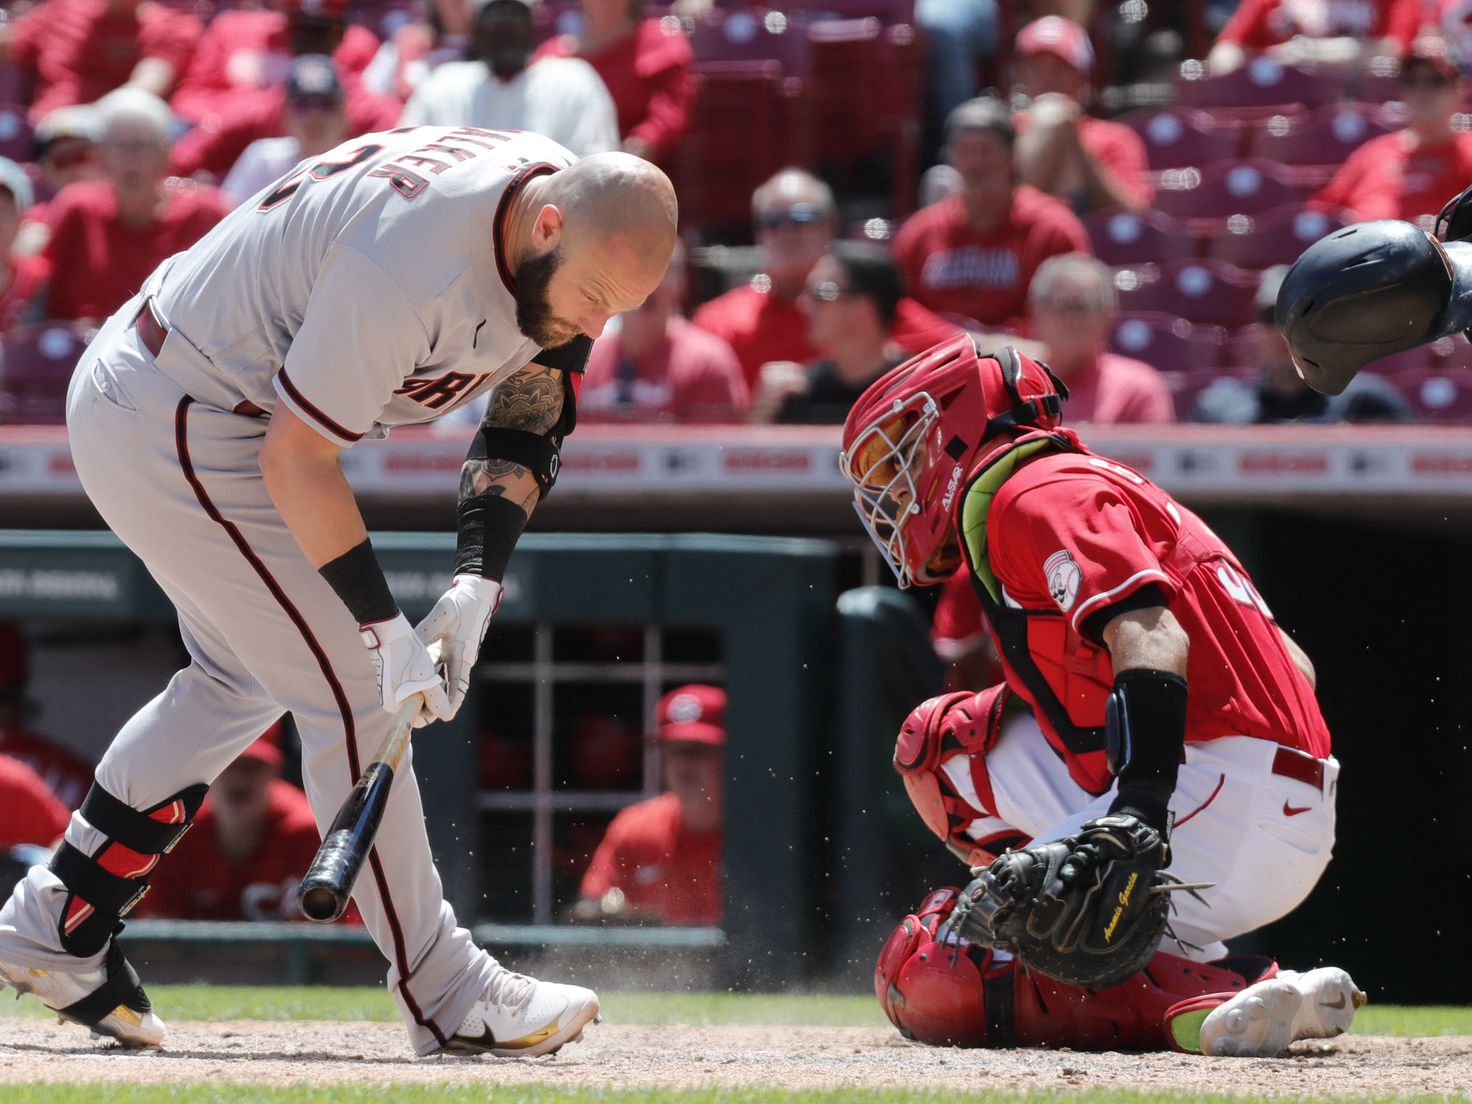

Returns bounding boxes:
[146,125,579,443]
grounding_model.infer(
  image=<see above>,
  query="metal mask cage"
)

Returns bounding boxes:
[839,392,940,588]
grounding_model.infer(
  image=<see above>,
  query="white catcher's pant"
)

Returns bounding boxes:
[0,298,494,1055]
[975,715,1339,960]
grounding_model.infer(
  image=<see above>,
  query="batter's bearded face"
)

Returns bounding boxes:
[515,245,579,348]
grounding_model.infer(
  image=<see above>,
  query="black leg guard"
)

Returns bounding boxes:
[55,942,154,1033]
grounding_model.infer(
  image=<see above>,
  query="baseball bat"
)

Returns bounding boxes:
[298,694,421,922]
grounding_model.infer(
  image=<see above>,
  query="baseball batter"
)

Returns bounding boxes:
[0,125,678,1057]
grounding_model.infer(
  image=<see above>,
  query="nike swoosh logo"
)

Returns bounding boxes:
[1283,802,1312,817]
[1320,994,1347,1010]
[473,319,487,349]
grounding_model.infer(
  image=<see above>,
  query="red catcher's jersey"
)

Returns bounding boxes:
[981,448,1330,794]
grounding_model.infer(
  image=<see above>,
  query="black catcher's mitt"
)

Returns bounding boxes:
[943,814,1195,990]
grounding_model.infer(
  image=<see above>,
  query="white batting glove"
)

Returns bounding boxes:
[414,575,503,721]
[360,611,452,729]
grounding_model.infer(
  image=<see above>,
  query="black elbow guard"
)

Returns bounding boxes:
[1104,668,1188,834]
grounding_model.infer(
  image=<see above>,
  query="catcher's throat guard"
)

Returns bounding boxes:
[1277,218,1472,396]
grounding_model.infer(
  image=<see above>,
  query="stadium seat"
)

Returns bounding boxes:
[0,105,32,165]
[1121,107,1241,171]
[0,65,29,106]
[1388,367,1472,420]
[1153,158,1311,220]
[0,322,91,425]
[1173,57,1343,116]
[685,9,811,69]
[1206,204,1350,270]
[1247,104,1403,168]
[1084,207,1200,267]
[1113,259,1260,328]
[1109,312,1226,374]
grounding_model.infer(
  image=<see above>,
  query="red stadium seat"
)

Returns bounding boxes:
[1247,104,1404,168]
[1153,158,1312,220]
[0,322,91,425]
[1388,367,1472,420]
[1174,57,1343,115]
[1206,204,1350,270]
[0,105,32,165]
[685,9,811,69]
[1084,207,1200,267]
[1121,107,1242,171]
[1109,312,1226,374]
[1114,259,1260,328]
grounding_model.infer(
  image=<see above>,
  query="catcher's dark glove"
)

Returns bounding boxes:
[943,814,1201,990]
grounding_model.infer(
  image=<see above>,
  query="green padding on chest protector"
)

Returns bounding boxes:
[959,437,1069,604]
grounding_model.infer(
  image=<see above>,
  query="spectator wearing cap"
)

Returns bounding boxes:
[400,0,619,157]
[362,0,476,103]
[41,89,229,324]
[752,242,909,425]
[580,241,748,422]
[214,56,351,207]
[576,686,725,926]
[893,96,1090,338]
[0,623,94,811]
[169,0,383,128]
[532,0,696,163]
[692,168,960,390]
[0,0,202,125]
[0,161,50,332]
[1312,35,1472,228]
[139,722,359,922]
[1208,0,1419,75]
[1194,264,1414,425]
[1011,16,1152,214]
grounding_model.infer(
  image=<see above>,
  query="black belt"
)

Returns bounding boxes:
[1271,745,1325,793]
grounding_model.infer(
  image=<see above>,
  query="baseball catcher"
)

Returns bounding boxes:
[840,335,1366,1055]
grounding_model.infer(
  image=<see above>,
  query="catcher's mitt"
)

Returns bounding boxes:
[943,814,1202,990]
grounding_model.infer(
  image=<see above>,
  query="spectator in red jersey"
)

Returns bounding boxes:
[0,160,49,333]
[581,242,748,422]
[362,0,475,102]
[893,96,1090,338]
[1207,0,1419,73]
[41,90,230,324]
[752,243,909,425]
[693,169,960,390]
[1028,253,1174,424]
[169,0,381,127]
[0,624,94,811]
[533,0,695,163]
[1312,35,1472,229]
[138,724,356,922]
[1011,16,1152,214]
[19,107,104,256]
[0,0,202,125]
[576,685,725,926]
[0,755,68,850]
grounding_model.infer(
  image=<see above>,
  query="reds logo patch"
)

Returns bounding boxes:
[1044,549,1081,612]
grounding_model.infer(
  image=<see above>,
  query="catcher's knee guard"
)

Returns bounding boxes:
[49,782,207,956]
[875,887,1274,1050]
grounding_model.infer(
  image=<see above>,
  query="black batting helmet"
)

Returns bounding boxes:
[1275,219,1472,395]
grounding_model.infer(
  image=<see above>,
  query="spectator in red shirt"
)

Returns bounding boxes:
[1011,16,1152,214]
[19,107,104,256]
[138,723,354,922]
[0,755,68,851]
[1208,0,1420,73]
[692,169,960,389]
[0,0,202,125]
[893,96,1090,337]
[0,160,49,333]
[533,0,695,163]
[0,623,94,811]
[577,685,725,926]
[169,0,381,127]
[42,89,230,324]
[1312,35,1472,229]
[581,242,748,422]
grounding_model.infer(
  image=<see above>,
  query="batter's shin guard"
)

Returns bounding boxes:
[49,782,208,956]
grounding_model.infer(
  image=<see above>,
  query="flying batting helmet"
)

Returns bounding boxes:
[1275,219,1472,395]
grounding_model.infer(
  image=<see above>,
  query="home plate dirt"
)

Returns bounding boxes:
[2,1021,1471,1096]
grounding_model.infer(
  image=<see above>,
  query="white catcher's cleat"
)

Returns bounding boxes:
[0,941,165,1046]
[441,964,600,1058]
[1199,966,1366,1057]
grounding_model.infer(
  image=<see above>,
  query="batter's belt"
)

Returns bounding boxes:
[133,299,266,418]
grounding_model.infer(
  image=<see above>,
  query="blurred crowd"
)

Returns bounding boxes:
[0,0,1468,424]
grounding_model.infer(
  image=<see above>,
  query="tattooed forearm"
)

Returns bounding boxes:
[483,364,563,433]
[459,458,538,512]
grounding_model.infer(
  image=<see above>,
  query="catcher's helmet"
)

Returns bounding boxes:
[839,335,1067,588]
[1276,219,1472,395]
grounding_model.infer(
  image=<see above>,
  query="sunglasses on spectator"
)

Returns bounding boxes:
[757,203,825,231]
[43,141,96,169]
[801,281,855,303]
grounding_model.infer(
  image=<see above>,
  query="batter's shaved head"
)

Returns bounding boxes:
[547,152,678,274]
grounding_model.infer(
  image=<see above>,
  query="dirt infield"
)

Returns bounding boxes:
[2,1020,1471,1095]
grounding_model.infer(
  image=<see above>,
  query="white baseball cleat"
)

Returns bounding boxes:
[0,941,165,1046]
[441,964,600,1058]
[1198,966,1366,1057]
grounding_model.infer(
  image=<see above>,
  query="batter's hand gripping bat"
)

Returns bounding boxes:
[298,694,420,922]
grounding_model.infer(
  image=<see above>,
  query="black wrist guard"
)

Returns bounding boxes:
[455,493,528,580]
[1104,667,1188,834]
[318,538,398,625]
